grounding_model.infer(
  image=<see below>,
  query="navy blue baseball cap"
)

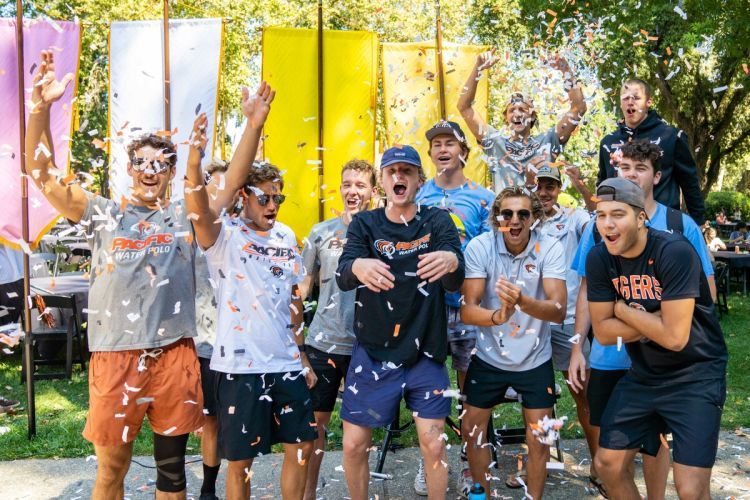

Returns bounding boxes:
[425,120,468,144]
[380,144,422,169]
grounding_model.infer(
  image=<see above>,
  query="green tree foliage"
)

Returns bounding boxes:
[497,0,750,194]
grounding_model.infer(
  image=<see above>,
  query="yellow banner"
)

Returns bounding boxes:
[262,27,377,241]
[382,42,490,185]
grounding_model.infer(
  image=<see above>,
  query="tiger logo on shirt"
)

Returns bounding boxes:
[374,239,396,259]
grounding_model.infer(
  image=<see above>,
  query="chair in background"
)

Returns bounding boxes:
[713,261,730,317]
[21,294,87,382]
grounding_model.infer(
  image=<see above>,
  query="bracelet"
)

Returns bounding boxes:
[298,344,307,353]
[491,309,502,325]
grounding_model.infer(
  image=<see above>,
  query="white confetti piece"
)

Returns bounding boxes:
[121,426,129,442]
[162,426,177,435]
[617,336,623,351]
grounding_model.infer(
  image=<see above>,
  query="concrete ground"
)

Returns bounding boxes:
[1,430,749,499]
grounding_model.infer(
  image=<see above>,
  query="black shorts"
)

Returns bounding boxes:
[199,357,221,417]
[587,368,628,426]
[215,371,318,460]
[464,356,555,410]
[600,376,725,467]
[306,345,351,412]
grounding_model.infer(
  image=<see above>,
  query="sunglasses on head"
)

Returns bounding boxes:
[245,186,285,206]
[130,156,170,174]
[499,209,532,221]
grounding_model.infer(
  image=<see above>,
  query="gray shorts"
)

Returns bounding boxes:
[551,323,590,372]
[447,305,477,372]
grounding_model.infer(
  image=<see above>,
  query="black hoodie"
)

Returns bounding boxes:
[597,110,705,225]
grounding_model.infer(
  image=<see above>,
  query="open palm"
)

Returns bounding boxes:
[241,81,276,129]
[32,50,74,108]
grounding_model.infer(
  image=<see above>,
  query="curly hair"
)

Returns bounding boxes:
[342,159,376,187]
[244,161,284,190]
[126,134,177,168]
[620,138,663,172]
[489,186,545,231]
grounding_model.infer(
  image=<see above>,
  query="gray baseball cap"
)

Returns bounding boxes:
[536,164,561,183]
[596,177,646,210]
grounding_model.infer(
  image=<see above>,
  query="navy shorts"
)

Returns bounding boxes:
[199,357,221,417]
[464,356,556,410]
[587,368,628,426]
[306,345,351,412]
[340,342,451,428]
[600,375,725,467]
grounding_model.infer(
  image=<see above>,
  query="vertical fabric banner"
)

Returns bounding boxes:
[108,18,223,202]
[0,18,81,249]
[382,41,489,185]
[262,27,377,241]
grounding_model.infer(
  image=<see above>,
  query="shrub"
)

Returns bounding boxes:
[705,191,750,221]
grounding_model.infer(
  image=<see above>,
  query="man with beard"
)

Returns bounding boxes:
[597,79,705,224]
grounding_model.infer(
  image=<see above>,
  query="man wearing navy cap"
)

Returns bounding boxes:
[337,145,465,499]
[413,120,495,496]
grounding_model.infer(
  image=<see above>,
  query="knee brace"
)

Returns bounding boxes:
[153,432,189,493]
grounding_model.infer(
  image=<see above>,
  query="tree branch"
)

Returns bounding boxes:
[718,127,750,161]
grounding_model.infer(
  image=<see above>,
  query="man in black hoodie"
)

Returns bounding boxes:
[597,78,705,224]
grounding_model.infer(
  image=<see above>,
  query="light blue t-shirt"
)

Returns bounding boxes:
[572,202,715,370]
[416,178,495,308]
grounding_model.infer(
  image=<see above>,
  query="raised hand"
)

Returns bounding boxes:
[241,81,276,129]
[31,50,74,110]
[547,54,571,74]
[190,112,209,153]
[476,48,499,71]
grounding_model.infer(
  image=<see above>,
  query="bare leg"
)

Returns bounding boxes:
[201,416,220,467]
[595,447,641,500]
[281,441,314,499]
[303,411,332,500]
[642,444,670,500]
[672,462,712,500]
[415,417,449,498]
[522,407,553,500]
[461,403,493,492]
[92,442,134,500]
[226,459,253,500]
[342,421,373,500]
[563,369,598,474]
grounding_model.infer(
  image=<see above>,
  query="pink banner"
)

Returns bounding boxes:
[0,18,80,249]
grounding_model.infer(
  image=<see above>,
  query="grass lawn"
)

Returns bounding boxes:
[0,295,748,461]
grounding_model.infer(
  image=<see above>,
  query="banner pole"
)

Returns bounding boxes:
[317,0,324,223]
[162,0,171,131]
[16,0,36,440]
[435,0,446,120]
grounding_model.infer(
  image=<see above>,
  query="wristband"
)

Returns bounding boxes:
[298,344,307,353]
[491,309,502,325]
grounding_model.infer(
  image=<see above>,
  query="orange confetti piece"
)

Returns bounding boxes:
[327,358,337,369]
[91,138,107,150]
[666,47,672,56]
[647,36,659,41]
[591,196,601,203]
[498,226,511,232]
[120,195,129,212]
[251,436,261,446]
[62,173,76,184]
[534,242,540,253]
[227,300,239,312]
[546,8,557,16]
[743,63,749,74]
[509,324,520,337]
[547,386,553,394]
[639,29,649,36]
[393,324,401,337]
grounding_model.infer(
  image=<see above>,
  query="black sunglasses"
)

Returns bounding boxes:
[130,156,170,174]
[499,209,532,221]
[244,186,286,207]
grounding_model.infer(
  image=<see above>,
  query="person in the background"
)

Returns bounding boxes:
[733,207,742,221]
[0,244,22,413]
[598,78,705,225]
[715,211,727,225]
[704,227,726,252]
[458,51,588,192]
[729,222,750,244]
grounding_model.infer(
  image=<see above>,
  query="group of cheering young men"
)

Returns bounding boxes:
[25,45,725,500]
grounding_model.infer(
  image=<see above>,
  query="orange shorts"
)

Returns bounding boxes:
[83,338,204,446]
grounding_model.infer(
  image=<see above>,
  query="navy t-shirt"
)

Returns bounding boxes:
[586,228,727,384]
[336,206,464,366]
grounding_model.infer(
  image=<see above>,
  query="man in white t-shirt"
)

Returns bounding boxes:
[185,103,318,500]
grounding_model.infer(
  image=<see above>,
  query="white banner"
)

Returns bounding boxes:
[108,18,222,201]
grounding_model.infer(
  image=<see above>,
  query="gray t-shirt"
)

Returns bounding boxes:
[464,230,566,371]
[302,217,356,355]
[539,206,590,325]
[80,195,197,351]
[482,125,562,192]
[194,250,217,359]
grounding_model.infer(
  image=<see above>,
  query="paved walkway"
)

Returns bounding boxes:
[1,430,749,499]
